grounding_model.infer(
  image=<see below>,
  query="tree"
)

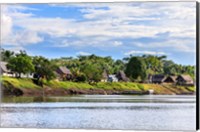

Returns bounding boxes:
[81,63,103,83]
[125,57,147,81]
[7,54,34,78]
[32,56,56,80]
[143,55,165,74]
[1,49,14,61]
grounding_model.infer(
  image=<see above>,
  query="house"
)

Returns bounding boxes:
[0,61,33,78]
[176,75,194,86]
[56,66,72,81]
[116,70,129,82]
[151,74,166,84]
[163,76,177,83]
[101,70,108,82]
[107,74,118,82]
[0,61,13,76]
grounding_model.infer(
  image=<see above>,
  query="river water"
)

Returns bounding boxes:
[0,95,196,131]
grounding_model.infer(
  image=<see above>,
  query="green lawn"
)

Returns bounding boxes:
[1,76,196,94]
[2,76,41,89]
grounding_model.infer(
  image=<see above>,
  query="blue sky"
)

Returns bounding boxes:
[1,2,196,65]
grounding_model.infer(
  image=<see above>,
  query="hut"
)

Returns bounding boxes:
[151,74,166,84]
[116,70,129,82]
[0,61,13,76]
[0,61,33,78]
[163,76,177,83]
[56,66,72,81]
[176,75,194,86]
[101,70,108,82]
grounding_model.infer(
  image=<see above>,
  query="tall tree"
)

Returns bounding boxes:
[7,53,34,78]
[125,57,147,81]
[1,49,15,61]
[33,56,56,80]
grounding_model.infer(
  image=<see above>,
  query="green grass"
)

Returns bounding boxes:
[44,80,93,89]
[1,76,196,94]
[186,86,196,92]
[2,76,41,89]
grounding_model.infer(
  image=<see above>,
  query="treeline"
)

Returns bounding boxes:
[1,49,195,82]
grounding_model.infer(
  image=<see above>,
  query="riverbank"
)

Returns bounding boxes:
[1,76,195,96]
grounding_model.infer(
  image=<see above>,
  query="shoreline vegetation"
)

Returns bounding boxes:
[1,76,195,97]
[1,49,196,97]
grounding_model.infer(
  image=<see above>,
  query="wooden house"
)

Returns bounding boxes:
[0,61,13,76]
[116,70,129,82]
[163,76,177,83]
[101,70,108,82]
[56,66,72,81]
[151,74,166,84]
[1,61,33,78]
[176,75,194,86]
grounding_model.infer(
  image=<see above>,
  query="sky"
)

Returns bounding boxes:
[1,2,196,65]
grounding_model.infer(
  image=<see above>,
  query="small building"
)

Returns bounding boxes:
[108,74,118,82]
[56,66,72,81]
[163,76,177,83]
[0,61,13,76]
[101,70,108,82]
[151,74,166,84]
[0,61,33,78]
[116,70,129,82]
[176,75,194,86]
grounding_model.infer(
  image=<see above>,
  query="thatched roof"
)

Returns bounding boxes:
[177,75,193,82]
[57,66,71,75]
[0,61,10,73]
[116,70,129,82]
[102,70,108,79]
[152,74,166,83]
[164,76,177,83]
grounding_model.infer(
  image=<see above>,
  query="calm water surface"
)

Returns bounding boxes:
[0,95,196,130]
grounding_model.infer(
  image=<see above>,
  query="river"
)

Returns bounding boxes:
[0,95,196,131]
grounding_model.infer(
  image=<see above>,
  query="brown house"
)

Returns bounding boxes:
[116,70,129,82]
[176,75,194,86]
[101,70,108,82]
[56,66,72,81]
[163,76,177,83]
[0,61,12,76]
[151,74,166,84]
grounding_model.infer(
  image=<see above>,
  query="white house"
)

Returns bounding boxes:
[0,61,13,76]
[107,74,118,82]
[0,61,33,78]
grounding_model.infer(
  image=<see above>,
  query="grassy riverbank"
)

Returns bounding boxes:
[1,76,196,96]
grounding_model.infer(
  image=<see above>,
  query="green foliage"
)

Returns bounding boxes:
[33,56,56,80]
[143,55,165,74]
[1,49,14,61]
[81,63,103,82]
[125,57,147,81]
[75,73,87,82]
[2,48,195,82]
[7,52,34,77]
[2,76,41,89]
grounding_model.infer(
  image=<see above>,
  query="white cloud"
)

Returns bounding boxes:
[1,5,42,46]
[76,51,91,56]
[124,50,166,56]
[135,39,195,53]
[113,41,123,46]
[1,3,195,54]
[1,14,13,40]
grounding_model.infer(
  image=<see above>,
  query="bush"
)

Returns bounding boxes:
[76,74,87,82]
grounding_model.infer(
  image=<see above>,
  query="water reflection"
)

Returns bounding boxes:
[0,95,196,131]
